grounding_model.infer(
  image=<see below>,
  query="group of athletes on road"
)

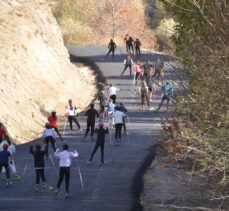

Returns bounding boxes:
[0,34,173,198]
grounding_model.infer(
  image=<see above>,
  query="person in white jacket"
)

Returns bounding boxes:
[65,99,83,134]
[54,144,78,197]
[0,137,21,181]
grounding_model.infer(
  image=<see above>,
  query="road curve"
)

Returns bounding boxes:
[0,46,171,211]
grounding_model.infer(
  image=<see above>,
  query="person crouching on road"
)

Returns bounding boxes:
[87,122,109,165]
[54,144,79,197]
[30,144,50,192]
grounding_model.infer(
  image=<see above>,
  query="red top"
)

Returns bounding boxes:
[47,115,58,128]
[123,34,129,42]
[0,129,7,137]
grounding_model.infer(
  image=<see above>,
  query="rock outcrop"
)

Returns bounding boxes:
[0,0,96,143]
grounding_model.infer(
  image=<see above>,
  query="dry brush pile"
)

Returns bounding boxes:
[156,0,229,205]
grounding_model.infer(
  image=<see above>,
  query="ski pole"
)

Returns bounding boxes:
[108,128,113,161]
[23,158,29,177]
[62,117,67,137]
[133,71,136,86]
[49,154,58,177]
[76,158,84,191]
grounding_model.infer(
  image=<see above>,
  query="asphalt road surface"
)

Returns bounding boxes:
[0,46,175,211]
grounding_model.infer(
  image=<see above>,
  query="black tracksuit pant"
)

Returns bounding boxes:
[85,121,95,137]
[115,123,123,140]
[89,142,104,162]
[57,167,70,193]
[0,163,10,179]
[35,168,46,184]
[68,116,80,130]
[44,136,56,155]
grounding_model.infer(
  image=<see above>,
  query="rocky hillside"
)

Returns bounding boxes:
[0,0,96,144]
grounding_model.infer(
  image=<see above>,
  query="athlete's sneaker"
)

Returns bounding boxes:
[35,184,39,192]
[5,180,12,187]
[87,160,91,165]
[114,140,119,146]
[14,174,21,181]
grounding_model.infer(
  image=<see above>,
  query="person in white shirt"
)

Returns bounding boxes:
[54,144,78,197]
[42,122,56,157]
[65,99,82,133]
[113,106,126,145]
[107,84,119,104]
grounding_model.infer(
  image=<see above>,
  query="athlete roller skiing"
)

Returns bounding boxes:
[30,144,52,192]
[48,111,63,141]
[82,103,99,142]
[54,144,79,198]
[87,122,109,165]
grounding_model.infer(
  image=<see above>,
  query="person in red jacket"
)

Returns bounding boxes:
[0,123,7,143]
[47,111,63,141]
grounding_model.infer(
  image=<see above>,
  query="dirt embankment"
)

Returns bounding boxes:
[0,0,96,144]
[141,120,228,211]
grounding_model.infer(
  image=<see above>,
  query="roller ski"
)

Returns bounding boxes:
[43,183,53,191]
[65,193,73,199]
[53,189,60,197]
[13,174,22,181]
[0,173,7,181]
[5,179,12,187]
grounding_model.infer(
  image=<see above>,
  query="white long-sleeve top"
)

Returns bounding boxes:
[43,128,56,138]
[54,149,79,167]
[0,140,16,155]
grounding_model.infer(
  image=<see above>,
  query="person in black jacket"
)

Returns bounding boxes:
[87,122,109,164]
[30,144,51,192]
[82,103,99,142]
[106,39,117,60]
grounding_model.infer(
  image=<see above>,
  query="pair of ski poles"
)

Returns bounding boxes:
[49,154,84,191]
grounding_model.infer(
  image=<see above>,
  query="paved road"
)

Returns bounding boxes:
[0,46,174,211]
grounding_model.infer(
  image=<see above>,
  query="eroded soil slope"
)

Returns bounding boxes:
[0,0,96,144]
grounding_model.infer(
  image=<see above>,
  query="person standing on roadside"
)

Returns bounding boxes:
[65,99,83,134]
